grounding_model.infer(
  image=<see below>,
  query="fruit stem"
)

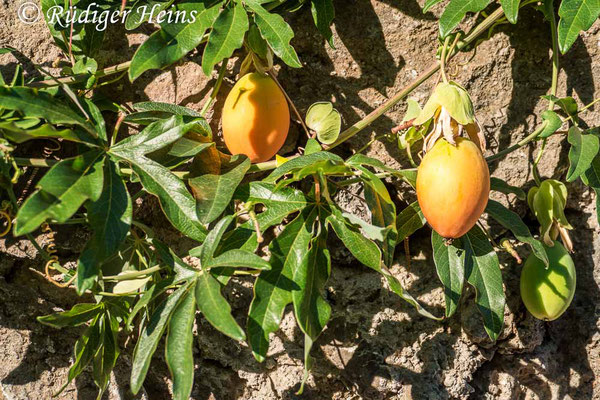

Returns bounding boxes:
[267,70,312,139]
[546,0,560,111]
[440,36,451,84]
[324,6,507,151]
[485,122,547,163]
[201,62,228,117]
[27,61,132,88]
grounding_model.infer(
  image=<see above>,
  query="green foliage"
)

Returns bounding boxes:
[3,0,599,397]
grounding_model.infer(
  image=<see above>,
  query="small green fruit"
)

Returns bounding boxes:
[520,241,576,321]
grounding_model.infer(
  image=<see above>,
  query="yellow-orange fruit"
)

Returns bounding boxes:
[221,73,290,163]
[416,137,490,238]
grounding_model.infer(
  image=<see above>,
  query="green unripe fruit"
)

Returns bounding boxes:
[520,241,576,321]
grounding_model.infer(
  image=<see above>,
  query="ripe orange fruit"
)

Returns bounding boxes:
[520,240,576,321]
[221,73,290,163]
[416,137,490,238]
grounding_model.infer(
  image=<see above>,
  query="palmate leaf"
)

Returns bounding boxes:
[439,0,491,38]
[59,316,103,395]
[110,119,207,241]
[123,155,208,241]
[190,154,251,224]
[193,215,235,266]
[397,202,426,242]
[558,0,600,53]
[566,126,600,182]
[245,0,303,68]
[40,0,105,57]
[0,86,97,137]
[37,303,103,328]
[195,268,246,341]
[111,115,199,155]
[353,165,397,267]
[224,182,309,252]
[328,207,441,320]
[431,232,464,317]
[166,289,196,400]
[129,0,222,80]
[463,225,505,341]
[292,235,331,369]
[131,282,192,395]
[485,200,549,266]
[14,151,105,235]
[208,249,271,270]
[202,0,249,75]
[264,151,344,183]
[327,208,382,269]
[92,315,120,400]
[247,206,316,362]
[77,159,133,294]
[0,121,97,146]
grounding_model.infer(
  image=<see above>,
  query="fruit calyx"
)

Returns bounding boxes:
[527,179,574,252]
[413,81,485,153]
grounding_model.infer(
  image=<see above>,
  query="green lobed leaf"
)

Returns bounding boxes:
[110,153,207,242]
[0,121,97,146]
[208,249,271,270]
[327,207,382,270]
[354,165,397,267]
[193,215,234,266]
[557,0,600,53]
[37,303,103,328]
[129,0,222,81]
[0,86,97,136]
[245,0,302,68]
[566,126,600,182]
[202,1,249,76]
[195,269,246,341]
[346,153,417,187]
[439,0,491,38]
[485,200,549,266]
[463,226,505,341]
[77,160,133,294]
[166,289,196,400]
[190,154,251,224]
[265,152,344,183]
[292,235,331,341]
[396,202,427,242]
[225,182,309,252]
[247,206,316,362]
[92,315,120,399]
[14,151,105,235]
[131,282,192,394]
[111,115,199,155]
[432,232,465,317]
[133,101,205,118]
[58,316,102,395]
